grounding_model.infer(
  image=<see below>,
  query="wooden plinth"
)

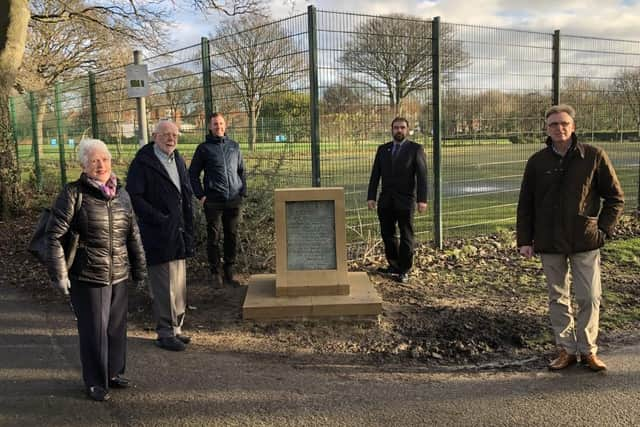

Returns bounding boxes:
[243,272,382,320]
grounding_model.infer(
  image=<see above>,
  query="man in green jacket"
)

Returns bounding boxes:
[517,104,624,372]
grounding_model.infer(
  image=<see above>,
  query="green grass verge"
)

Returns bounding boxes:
[16,139,640,243]
[602,237,640,267]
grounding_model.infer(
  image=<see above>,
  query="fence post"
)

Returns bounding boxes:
[308,5,321,187]
[133,50,149,147]
[432,17,443,249]
[29,92,42,191]
[54,83,67,186]
[620,105,624,143]
[552,30,560,105]
[636,108,640,212]
[88,72,99,139]
[201,37,214,135]
[8,97,19,171]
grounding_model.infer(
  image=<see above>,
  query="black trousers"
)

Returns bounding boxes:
[70,281,128,390]
[204,202,241,273]
[377,207,415,273]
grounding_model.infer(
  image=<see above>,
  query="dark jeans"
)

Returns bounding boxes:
[204,202,241,273]
[377,207,415,273]
[70,280,128,390]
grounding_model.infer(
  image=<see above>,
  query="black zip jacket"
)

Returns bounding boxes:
[188,134,246,204]
[46,174,147,285]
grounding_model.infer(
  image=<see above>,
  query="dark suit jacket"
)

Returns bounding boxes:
[367,140,428,210]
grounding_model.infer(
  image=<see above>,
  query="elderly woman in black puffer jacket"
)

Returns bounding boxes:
[46,138,146,402]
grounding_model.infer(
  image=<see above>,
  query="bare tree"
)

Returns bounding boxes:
[210,15,304,150]
[191,0,266,16]
[152,68,203,122]
[322,83,361,114]
[19,0,160,156]
[614,69,640,136]
[340,15,469,114]
[0,0,266,218]
[0,0,30,217]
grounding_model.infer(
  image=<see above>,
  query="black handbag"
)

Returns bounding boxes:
[28,191,83,269]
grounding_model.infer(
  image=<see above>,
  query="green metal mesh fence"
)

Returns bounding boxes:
[439,24,553,238]
[315,11,436,255]
[206,14,312,189]
[93,63,140,162]
[146,43,204,149]
[9,9,640,255]
[561,34,640,212]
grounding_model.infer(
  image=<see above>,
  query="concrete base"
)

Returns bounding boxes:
[243,272,382,320]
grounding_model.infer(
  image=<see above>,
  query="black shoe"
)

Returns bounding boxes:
[223,266,241,288]
[108,375,130,389]
[87,386,111,401]
[211,273,224,288]
[176,334,191,344]
[156,336,186,352]
[377,265,399,275]
[224,277,241,288]
[396,273,409,284]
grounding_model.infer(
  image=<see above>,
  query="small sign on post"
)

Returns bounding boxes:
[125,64,150,98]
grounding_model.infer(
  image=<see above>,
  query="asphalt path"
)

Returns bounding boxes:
[1,282,638,426]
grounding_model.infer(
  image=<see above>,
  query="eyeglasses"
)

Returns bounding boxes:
[158,132,179,138]
[547,121,572,128]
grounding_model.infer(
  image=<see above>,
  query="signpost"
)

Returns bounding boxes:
[127,51,149,147]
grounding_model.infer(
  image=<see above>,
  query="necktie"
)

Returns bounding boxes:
[392,143,400,158]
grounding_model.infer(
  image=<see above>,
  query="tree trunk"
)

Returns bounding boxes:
[248,104,257,151]
[36,98,46,157]
[115,118,123,163]
[0,0,30,218]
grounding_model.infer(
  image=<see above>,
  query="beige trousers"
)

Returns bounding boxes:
[148,260,187,339]
[540,249,601,355]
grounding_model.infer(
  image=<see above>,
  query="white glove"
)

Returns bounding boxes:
[54,279,71,296]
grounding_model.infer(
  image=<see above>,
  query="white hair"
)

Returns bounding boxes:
[78,138,111,168]
[153,120,178,134]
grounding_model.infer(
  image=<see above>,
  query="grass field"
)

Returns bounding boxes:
[16,138,640,246]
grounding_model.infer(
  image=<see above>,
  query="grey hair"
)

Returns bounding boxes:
[545,104,576,121]
[78,138,111,168]
[153,119,178,134]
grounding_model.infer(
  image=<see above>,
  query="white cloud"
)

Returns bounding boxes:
[168,0,640,48]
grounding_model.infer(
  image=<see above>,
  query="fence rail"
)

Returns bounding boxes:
[10,6,640,256]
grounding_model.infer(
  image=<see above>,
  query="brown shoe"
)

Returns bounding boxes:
[581,353,607,371]
[548,349,577,370]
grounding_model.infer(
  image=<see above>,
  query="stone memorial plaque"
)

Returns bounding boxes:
[285,200,336,270]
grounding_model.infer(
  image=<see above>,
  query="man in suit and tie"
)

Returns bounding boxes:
[367,117,428,283]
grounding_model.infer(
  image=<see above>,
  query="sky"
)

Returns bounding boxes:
[171,0,640,46]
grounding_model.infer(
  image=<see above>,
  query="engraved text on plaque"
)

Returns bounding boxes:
[286,200,336,270]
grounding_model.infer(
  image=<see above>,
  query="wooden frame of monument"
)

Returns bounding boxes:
[274,187,349,297]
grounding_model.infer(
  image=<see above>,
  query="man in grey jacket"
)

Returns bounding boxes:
[189,112,246,288]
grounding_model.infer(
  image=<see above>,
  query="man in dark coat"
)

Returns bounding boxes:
[517,104,624,371]
[367,117,428,284]
[189,112,246,288]
[126,120,195,352]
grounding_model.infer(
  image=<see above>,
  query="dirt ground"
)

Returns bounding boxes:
[5,210,640,372]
